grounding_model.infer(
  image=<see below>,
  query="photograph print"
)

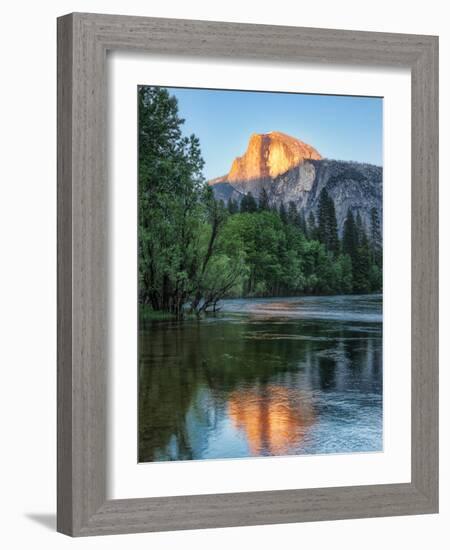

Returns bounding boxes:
[138,85,383,462]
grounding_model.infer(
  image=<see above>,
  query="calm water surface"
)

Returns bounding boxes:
[139,294,382,462]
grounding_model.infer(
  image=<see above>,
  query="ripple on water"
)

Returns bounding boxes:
[139,294,383,462]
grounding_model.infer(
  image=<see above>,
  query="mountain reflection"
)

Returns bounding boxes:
[228,386,315,456]
[139,295,383,462]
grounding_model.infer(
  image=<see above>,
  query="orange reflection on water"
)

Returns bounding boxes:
[228,385,315,456]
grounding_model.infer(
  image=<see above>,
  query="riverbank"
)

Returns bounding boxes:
[140,293,383,323]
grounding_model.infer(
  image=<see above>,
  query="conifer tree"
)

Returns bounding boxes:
[227,197,239,214]
[317,189,328,244]
[342,209,358,260]
[308,211,318,240]
[298,209,308,237]
[352,231,371,293]
[326,194,339,255]
[317,189,339,255]
[279,202,288,224]
[355,211,364,245]
[370,207,382,267]
[287,201,299,226]
[258,188,270,211]
[240,192,258,213]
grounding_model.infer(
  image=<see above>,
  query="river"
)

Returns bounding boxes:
[139,294,383,462]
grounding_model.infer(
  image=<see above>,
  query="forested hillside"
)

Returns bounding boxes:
[138,86,382,320]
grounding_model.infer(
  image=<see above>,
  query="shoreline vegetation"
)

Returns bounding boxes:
[139,293,382,323]
[139,86,382,321]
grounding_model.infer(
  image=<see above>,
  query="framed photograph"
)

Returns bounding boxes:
[57,13,438,536]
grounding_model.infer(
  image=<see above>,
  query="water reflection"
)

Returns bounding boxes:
[228,386,315,456]
[139,294,382,462]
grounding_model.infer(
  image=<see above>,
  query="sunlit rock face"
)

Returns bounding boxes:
[227,131,322,183]
[209,131,382,235]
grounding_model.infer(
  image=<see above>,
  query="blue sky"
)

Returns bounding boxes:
[165,87,383,181]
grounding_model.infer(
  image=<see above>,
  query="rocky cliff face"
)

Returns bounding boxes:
[225,131,322,183]
[209,132,382,234]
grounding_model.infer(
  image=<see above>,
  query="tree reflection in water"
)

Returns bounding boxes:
[139,295,382,462]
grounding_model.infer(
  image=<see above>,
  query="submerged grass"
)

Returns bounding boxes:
[139,306,176,322]
[139,305,200,322]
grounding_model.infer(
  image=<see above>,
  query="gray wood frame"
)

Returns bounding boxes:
[57,12,438,537]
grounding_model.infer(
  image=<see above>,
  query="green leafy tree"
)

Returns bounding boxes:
[188,187,230,315]
[219,212,288,296]
[280,222,307,292]
[139,86,240,318]
[302,241,336,293]
[138,86,207,317]
[190,205,247,315]
[138,87,382,309]
[335,254,353,293]
[369,264,382,292]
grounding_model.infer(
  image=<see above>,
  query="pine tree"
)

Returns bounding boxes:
[227,197,239,214]
[258,188,270,211]
[287,201,299,226]
[279,202,288,224]
[317,189,328,244]
[317,189,339,255]
[240,192,258,213]
[298,209,308,237]
[342,209,358,260]
[370,207,382,267]
[352,231,371,293]
[308,211,318,240]
[326,195,339,255]
[355,211,364,246]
